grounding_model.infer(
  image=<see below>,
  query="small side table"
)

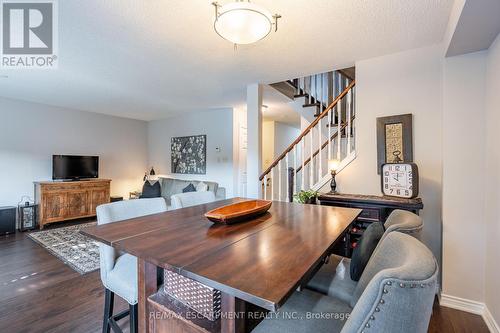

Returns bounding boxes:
[129,191,142,200]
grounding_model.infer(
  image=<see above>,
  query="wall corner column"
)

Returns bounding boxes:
[246,84,263,198]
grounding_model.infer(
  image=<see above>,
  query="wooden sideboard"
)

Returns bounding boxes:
[318,192,424,257]
[34,179,111,229]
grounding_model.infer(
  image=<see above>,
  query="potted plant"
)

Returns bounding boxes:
[294,190,318,204]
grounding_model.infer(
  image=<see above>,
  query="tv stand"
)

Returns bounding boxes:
[34,179,111,229]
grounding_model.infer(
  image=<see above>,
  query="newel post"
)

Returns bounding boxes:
[288,167,295,203]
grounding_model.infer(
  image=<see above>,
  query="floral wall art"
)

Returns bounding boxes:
[171,135,207,174]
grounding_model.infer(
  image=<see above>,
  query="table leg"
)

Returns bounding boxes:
[221,292,246,333]
[138,259,158,333]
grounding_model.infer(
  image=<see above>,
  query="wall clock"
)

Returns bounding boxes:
[381,162,419,198]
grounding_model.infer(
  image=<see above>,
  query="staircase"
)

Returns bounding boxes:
[260,69,356,201]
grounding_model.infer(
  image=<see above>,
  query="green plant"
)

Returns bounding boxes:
[294,190,318,204]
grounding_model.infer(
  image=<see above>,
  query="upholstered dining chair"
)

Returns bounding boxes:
[253,232,438,333]
[96,198,167,333]
[307,209,423,304]
[170,191,216,209]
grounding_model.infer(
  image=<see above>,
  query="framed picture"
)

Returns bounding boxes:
[376,114,413,174]
[171,135,207,174]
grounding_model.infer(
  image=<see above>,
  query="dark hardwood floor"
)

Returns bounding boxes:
[0,225,490,333]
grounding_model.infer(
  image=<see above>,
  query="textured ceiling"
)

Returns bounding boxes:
[0,0,454,120]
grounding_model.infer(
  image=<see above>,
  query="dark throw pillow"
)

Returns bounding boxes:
[350,222,385,281]
[182,183,196,193]
[140,181,161,198]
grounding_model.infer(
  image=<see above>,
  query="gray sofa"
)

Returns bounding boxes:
[157,177,226,207]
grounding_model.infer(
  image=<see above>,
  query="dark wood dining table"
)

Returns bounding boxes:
[82,198,361,333]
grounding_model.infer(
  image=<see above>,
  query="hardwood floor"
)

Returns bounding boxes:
[0,225,490,333]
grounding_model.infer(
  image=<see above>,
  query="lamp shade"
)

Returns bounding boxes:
[214,1,273,45]
[328,159,340,172]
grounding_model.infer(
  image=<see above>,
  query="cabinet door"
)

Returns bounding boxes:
[91,188,110,214]
[65,191,90,219]
[42,193,66,222]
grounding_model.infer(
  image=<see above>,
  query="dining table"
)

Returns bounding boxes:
[82,197,362,333]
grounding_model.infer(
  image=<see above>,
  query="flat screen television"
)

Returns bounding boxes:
[52,155,99,180]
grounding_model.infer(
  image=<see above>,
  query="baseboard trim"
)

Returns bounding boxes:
[440,294,499,333]
[440,294,484,314]
[483,306,500,333]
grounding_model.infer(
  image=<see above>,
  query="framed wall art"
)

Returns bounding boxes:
[376,114,413,174]
[171,135,207,174]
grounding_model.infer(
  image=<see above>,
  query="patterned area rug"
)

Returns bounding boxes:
[28,222,100,274]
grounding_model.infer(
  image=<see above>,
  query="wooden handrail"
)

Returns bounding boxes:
[295,115,355,173]
[259,80,356,180]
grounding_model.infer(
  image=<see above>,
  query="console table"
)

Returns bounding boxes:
[34,179,111,229]
[318,192,423,257]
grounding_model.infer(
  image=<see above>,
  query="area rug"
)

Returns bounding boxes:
[28,222,100,274]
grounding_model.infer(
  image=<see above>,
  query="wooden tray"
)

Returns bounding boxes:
[205,200,272,225]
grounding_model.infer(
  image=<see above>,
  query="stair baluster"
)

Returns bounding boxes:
[309,130,314,187]
[263,175,268,200]
[347,88,352,155]
[271,168,274,200]
[301,137,305,191]
[278,159,282,201]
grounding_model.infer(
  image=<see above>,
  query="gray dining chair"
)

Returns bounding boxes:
[97,198,167,333]
[307,209,423,303]
[253,232,438,333]
[170,191,216,209]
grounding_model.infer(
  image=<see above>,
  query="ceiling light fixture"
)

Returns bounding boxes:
[212,1,281,45]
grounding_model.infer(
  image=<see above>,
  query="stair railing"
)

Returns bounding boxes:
[260,80,356,201]
[294,71,352,116]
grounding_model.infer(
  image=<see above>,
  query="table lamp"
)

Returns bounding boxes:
[328,159,340,193]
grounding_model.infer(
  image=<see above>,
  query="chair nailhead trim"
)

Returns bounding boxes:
[368,279,434,331]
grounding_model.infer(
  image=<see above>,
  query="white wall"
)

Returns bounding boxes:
[148,108,234,198]
[0,97,148,205]
[442,51,487,302]
[332,45,444,268]
[485,33,500,327]
[274,122,300,157]
[261,120,300,170]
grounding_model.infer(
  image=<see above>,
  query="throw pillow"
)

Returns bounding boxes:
[350,222,385,281]
[140,181,161,198]
[196,182,209,192]
[182,183,196,193]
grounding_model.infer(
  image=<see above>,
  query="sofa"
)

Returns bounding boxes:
[156,177,226,207]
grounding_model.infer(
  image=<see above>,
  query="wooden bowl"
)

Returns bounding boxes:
[204,200,272,225]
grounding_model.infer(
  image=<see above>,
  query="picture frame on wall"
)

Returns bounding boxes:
[376,114,413,174]
[171,135,207,174]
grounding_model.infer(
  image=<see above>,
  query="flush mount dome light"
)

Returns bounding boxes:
[212,1,281,45]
